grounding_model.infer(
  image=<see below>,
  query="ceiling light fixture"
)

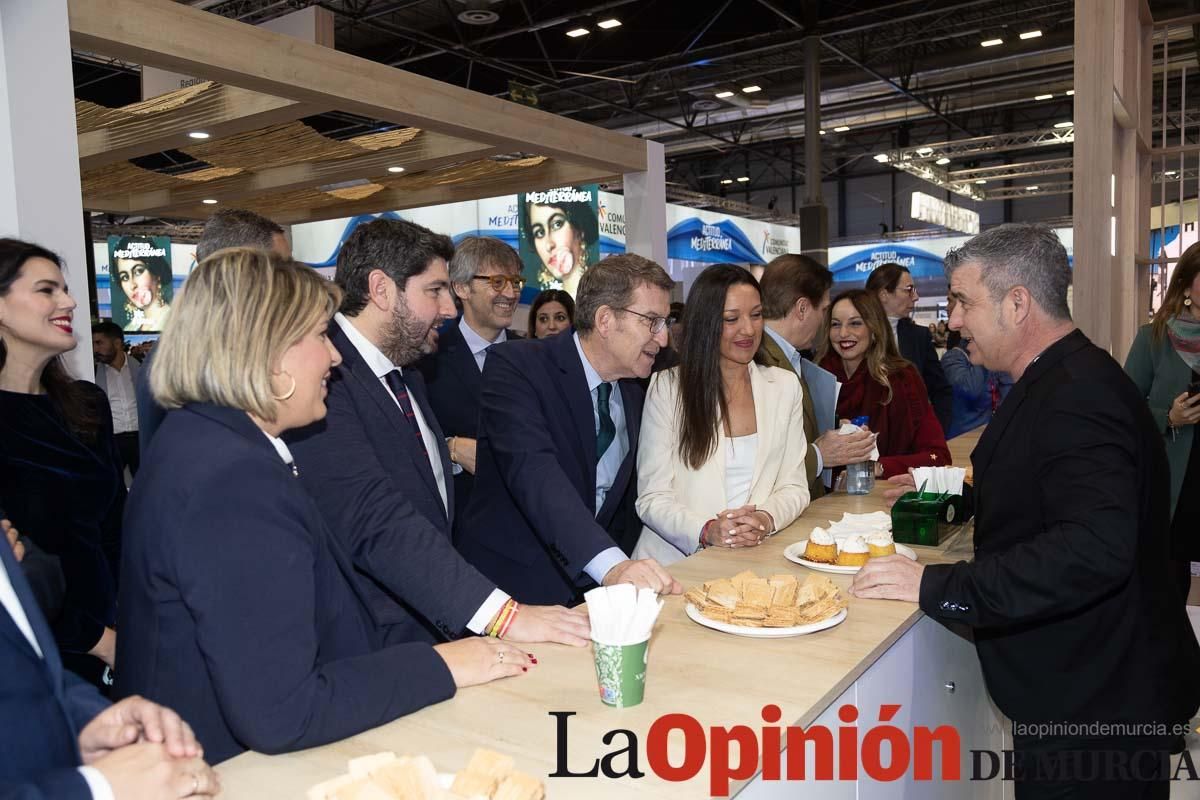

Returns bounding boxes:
[936,157,951,165]
[202,199,218,205]
[1035,94,1053,101]
[976,179,987,184]
[596,18,621,29]
[819,129,827,135]
[980,37,1004,47]
[388,166,406,173]
[874,153,890,163]
[742,85,762,93]
[834,125,850,132]
[715,90,734,98]
[1054,121,1073,128]
[916,147,934,156]
[1027,185,1040,191]
[188,131,210,139]
[720,178,733,185]
[1066,89,1075,96]
[1165,170,1178,176]
[736,176,750,182]
[1019,30,1042,39]
[566,27,589,37]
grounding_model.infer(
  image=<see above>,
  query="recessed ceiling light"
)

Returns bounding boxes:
[1027,186,1040,191]
[742,85,762,93]
[976,179,987,184]
[202,199,218,205]
[388,166,406,173]
[981,38,1004,47]
[819,129,826,135]
[936,157,951,165]
[1054,121,1073,128]
[188,131,210,139]
[720,178,733,185]
[916,147,933,156]
[566,27,589,37]
[1065,89,1075,96]
[874,153,890,163]
[715,90,734,98]
[1035,94,1053,101]
[834,125,850,132]
[736,176,750,182]
[1165,170,1178,176]
[1019,30,1042,39]
[596,18,621,29]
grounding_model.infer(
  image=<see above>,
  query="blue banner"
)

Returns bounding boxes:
[665,217,766,265]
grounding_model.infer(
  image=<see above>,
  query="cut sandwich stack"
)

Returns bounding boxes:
[308,748,544,800]
[683,570,847,629]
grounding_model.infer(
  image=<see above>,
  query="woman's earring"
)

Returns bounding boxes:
[1185,294,1193,307]
[272,371,297,401]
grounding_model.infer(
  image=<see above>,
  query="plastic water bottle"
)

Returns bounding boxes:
[845,415,875,495]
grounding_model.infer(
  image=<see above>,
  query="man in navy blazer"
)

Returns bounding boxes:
[287,219,588,647]
[415,237,525,523]
[865,262,954,434]
[456,253,684,605]
[0,516,218,799]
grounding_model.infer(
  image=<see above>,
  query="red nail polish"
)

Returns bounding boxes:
[522,666,528,672]
[530,656,539,664]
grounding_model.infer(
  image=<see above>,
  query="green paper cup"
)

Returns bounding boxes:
[592,638,649,708]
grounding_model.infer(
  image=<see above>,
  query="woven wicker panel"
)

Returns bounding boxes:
[81,162,244,198]
[176,166,244,183]
[347,128,421,151]
[326,183,386,201]
[378,156,546,190]
[182,121,368,170]
[75,81,218,134]
[236,188,349,216]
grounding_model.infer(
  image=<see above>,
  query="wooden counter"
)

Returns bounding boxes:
[217,430,991,799]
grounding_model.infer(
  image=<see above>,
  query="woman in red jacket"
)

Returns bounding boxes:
[818,289,950,479]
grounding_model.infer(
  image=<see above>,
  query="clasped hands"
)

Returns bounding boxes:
[701,504,775,549]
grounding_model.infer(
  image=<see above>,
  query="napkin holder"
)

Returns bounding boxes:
[890,491,964,547]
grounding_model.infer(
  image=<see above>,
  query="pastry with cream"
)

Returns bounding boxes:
[866,531,897,558]
[835,534,870,567]
[803,526,838,563]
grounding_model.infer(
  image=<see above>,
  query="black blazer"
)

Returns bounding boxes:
[287,323,496,643]
[920,330,1200,726]
[456,331,643,606]
[115,403,455,764]
[896,317,953,434]
[415,322,523,522]
[0,525,109,800]
[134,346,166,453]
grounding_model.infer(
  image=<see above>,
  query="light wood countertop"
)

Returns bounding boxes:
[216,430,983,798]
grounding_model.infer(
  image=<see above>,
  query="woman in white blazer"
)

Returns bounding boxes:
[634,264,811,565]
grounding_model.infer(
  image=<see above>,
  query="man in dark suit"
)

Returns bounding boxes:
[135,208,291,452]
[758,254,875,499]
[456,253,683,606]
[416,236,524,523]
[287,219,588,648]
[852,224,1200,798]
[865,262,954,434]
[0,515,218,799]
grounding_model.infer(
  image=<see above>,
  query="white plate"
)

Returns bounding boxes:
[783,539,917,574]
[685,603,847,638]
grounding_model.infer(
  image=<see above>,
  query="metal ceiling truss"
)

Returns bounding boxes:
[982,180,1072,200]
[948,157,1075,183]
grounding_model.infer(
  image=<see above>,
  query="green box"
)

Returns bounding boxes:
[890,491,964,547]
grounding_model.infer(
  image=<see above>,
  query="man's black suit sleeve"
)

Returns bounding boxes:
[920,379,1139,628]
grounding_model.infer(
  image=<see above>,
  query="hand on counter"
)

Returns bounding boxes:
[850,555,925,603]
[602,558,683,596]
[93,743,220,799]
[703,505,768,547]
[504,604,590,647]
[80,694,204,763]
[433,637,534,687]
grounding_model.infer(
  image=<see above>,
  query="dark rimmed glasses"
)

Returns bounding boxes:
[617,307,674,335]
[472,274,526,292]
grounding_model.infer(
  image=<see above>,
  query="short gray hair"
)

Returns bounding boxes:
[197,209,284,261]
[449,236,521,285]
[943,223,1071,321]
[575,253,673,334]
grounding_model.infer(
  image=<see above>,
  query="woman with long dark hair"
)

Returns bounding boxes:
[0,238,125,688]
[818,289,950,479]
[527,288,575,338]
[1125,241,1200,597]
[633,264,810,565]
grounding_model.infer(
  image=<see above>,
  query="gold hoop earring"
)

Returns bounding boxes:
[1186,295,1193,307]
[272,372,297,401]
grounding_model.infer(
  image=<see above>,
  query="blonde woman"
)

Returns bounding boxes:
[115,249,532,764]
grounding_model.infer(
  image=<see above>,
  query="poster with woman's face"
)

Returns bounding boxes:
[518,185,600,298]
[108,236,174,332]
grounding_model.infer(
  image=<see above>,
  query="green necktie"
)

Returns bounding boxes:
[596,382,615,462]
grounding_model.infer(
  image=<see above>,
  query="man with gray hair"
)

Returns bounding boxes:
[417,236,525,521]
[456,253,683,605]
[852,223,1199,797]
[135,208,292,450]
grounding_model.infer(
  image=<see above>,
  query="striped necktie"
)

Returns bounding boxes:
[384,369,428,458]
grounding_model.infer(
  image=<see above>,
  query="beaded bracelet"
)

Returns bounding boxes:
[488,598,517,637]
[498,602,520,639]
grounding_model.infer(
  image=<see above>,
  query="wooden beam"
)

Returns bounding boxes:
[84,131,500,215]
[79,85,325,171]
[67,0,647,176]
[162,159,619,227]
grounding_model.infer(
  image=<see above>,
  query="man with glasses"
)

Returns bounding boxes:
[456,253,683,605]
[866,262,953,435]
[418,237,526,522]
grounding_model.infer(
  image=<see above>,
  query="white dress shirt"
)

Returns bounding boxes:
[458,318,507,372]
[763,324,824,474]
[101,360,138,434]
[573,333,629,584]
[724,434,758,509]
[334,314,507,633]
[0,555,114,800]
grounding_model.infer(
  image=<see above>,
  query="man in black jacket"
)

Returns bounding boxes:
[852,224,1200,799]
[866,262,954,434]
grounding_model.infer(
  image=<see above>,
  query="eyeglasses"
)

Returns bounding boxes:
[617,307,674,335]
[899,285,917,296]
[471,274,526,292]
